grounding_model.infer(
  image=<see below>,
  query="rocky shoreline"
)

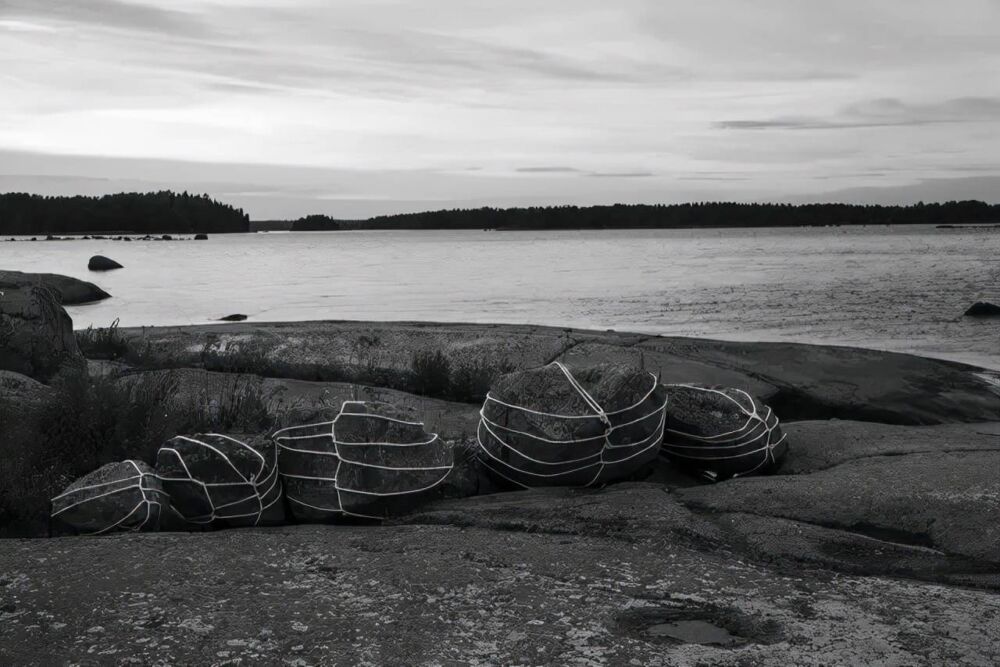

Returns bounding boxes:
[2,310,1000,664]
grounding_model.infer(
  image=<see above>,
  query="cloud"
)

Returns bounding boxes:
[2,1,1000,213]
[587,171,654,178]
[0,0,209,37]
[515,166,583,173]
[717,97,1000,131]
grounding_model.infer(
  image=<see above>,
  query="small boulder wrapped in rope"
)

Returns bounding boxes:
[50,460,166,535]
[273,401,454,521]
[478,362,668,488]
[154,433,284,528]
[660,384,788,482]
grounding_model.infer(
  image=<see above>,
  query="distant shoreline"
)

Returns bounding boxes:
[4,191,998,235]
[4,221,1000,240]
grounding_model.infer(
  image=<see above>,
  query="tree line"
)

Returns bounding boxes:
[0,192,250,235]
[290,201,1000,231]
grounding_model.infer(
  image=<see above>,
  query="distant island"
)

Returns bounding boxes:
[0,192,249,236]
[266,200,1000,232]
[2,192,999,235]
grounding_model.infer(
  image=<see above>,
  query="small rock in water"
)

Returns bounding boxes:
[87,255,123,271]
[218,314,248,321]
[964,302,1000,317]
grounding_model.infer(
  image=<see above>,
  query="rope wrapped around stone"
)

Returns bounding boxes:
[273,401,454,521]
[50,460,166,535]
[477,362,668,488]
[153,434,284,527]
[660,384,787,481]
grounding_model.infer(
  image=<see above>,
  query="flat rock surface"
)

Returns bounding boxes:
[116,320,1000,424]
[2,484,999,666]
[677,450,1000,563]
[781,420,1000,474]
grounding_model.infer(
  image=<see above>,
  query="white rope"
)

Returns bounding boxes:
[660,385,785,478]
[479,394,668,448]
[483,367,659,420]
[477,364,667,487]
[153,435,281,527]
[662,385,761,440]
[477,406,666,481]
[50,460,165,535]
[275,401,455,519]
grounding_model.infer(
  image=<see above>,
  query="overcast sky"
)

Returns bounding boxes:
[1,0,999,218]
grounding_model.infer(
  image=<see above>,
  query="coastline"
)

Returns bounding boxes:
[3,317,1000,663]
[114,318,1000,425]
[93,315,1000,373]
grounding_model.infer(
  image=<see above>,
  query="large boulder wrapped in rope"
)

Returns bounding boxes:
[154,433,284,528]
[50,460,165,535]
[273,401,454,521]
[661,384,788,482]
[477,362,668,488]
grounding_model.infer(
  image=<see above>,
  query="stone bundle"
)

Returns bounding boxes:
[153,433,284,528]
[50,460,166,535]
[273,401,454,521]
[660,384,787,481]
[477,362,668,487]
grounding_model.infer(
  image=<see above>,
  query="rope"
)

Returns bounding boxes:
[152,434,282,527]
[50,460,166,535]
[477,363,667,487]
[273,400,454,519]
[660,385,786,479]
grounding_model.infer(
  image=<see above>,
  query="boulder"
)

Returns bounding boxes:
[477,362,667,488]
[274,401,454,521]
[660,384,787,482]
[0,284,84,382]
[964,301,1000,317]
[194,234,209,240]
[154,433,284,528]
[50,460,165,535]
[87,255,123,271]
[0,370,51,406]
[0,270,110,305]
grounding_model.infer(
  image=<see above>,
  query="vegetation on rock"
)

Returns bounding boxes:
[0,366,291,537]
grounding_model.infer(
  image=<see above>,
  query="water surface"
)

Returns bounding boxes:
[3,226,997,369]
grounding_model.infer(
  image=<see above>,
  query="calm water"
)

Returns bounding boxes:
[3,226,998,370]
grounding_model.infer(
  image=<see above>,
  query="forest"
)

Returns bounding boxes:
[0,192,250,235]
[5,194,998,235]
[289,200,1000,231]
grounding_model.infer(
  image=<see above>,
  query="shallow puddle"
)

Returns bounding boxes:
[645,619,741,646]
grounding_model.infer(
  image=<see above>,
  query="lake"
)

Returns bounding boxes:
[3,225,998,370]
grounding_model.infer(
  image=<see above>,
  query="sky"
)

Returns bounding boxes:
[1,0,999,219]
